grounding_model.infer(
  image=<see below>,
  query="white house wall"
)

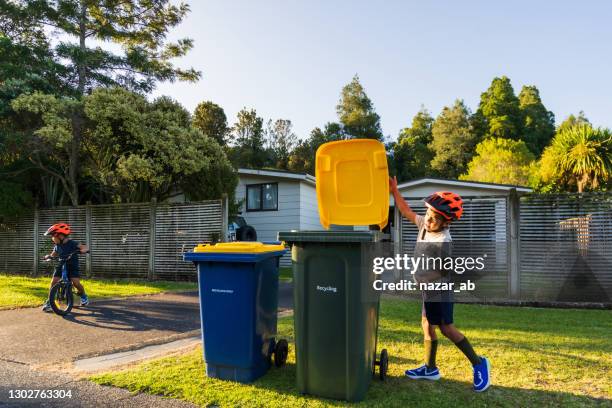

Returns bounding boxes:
[299,183,323,230]
[236,175,300,266]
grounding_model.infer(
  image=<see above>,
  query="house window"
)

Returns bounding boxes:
[246,183,278,211]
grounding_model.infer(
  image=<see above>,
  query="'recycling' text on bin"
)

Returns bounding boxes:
[316,285,338,293]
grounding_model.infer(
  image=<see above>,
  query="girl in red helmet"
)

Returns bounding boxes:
[41,223,89,312]
[389,176,491,393]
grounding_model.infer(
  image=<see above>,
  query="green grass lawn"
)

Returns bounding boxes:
[279,267,293,282]
[90,299,611,407]
[0,274,197,310]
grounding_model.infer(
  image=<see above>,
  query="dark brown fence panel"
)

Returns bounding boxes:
[153,201,223,281]
[0,215,35,275]
[90,204,150,279]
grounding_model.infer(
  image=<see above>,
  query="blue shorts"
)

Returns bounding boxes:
[422,301,454,325]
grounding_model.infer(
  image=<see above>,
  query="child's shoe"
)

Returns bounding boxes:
[405,364,441,380]
[80,295,89,306]
[41,300,52,312]
[473,356,491,392]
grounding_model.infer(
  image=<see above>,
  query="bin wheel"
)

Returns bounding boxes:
[379,349,389,380]
[274,339,289,367]
[267,339,276,366]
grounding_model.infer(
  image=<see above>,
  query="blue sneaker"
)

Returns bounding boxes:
[473,356,491,392]
[405,364,441,380]
[80,295,89,306]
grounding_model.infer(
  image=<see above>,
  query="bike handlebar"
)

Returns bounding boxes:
[43,249,90,262]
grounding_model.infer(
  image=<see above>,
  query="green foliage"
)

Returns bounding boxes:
[287,123,342,174]
[227,108,268,169]
[11,88,236,204]
[91,299,612,407]
[519,86,555,156]
[476,76,523,140]
[0,274,197,309]
[429,100,480,179]
[1,0,200,209]
[460,138,535,185]
[82,87,235,202]
[336,74,384,140]
[265,119,298,170]
[287,75,382,174]
[11,92,82,204]
[392,108,434,181]
[536,124,612,192]
[1,0,200,95]
[0,180,32,218]
[192,101,229,146]
[557,112,590,133]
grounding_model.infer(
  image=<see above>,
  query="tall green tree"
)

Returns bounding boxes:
[228,108,267,168]
[0,12,76,214]
[11,92,84,205]
[265,119,298,170]
[475,76,523,140]
[392,108,434,181]
[1,0,200,95]
[288,123,342,174]
[14,87,236,203]
[460,138,535,185]
[557,112,590,133]
[537,124,612,192]
[192,101,228,146]
[518,85,555,156]
[429,100,479,179]
[336,75,384,140]
[1,0,200,206]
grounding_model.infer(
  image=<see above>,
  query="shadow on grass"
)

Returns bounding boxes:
[10,285,51,303]
[246,363,609,407]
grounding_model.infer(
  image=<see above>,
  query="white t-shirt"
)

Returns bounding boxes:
[415,214,452,243]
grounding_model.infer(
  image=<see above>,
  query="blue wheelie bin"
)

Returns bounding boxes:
[184,241,288,383]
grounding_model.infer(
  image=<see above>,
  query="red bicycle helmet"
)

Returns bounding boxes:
[44,223,71,236]
[423,192,464,221]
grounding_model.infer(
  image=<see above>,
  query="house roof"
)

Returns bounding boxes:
[238,168,316,185]
[396,177,532,193]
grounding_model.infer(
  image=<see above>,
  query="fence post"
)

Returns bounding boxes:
[85,201,92,277]
[148,198,157,281]
[33,206,39,276]
[221,195,229,242]
[508,188,521,298]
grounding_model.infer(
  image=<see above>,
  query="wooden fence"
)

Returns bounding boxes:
[0,199,227,281]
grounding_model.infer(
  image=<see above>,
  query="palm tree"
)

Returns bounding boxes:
[540,124,612,192]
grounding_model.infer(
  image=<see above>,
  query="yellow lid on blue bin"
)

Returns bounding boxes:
[315,139,389,230]
[193,242,285,253]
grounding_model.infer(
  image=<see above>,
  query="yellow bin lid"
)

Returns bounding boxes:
[193,242,285,253]
[316,139,389,230]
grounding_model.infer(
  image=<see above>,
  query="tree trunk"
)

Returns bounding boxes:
[77,1,87,95]
[66,0,88,206]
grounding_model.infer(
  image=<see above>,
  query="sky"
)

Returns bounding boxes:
[151,0,612,141]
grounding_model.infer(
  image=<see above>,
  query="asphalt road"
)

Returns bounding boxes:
[0,282,294,406]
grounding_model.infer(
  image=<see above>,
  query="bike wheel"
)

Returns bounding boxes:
[49,282,73,316]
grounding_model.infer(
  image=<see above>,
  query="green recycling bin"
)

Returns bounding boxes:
[278,230,389,402]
